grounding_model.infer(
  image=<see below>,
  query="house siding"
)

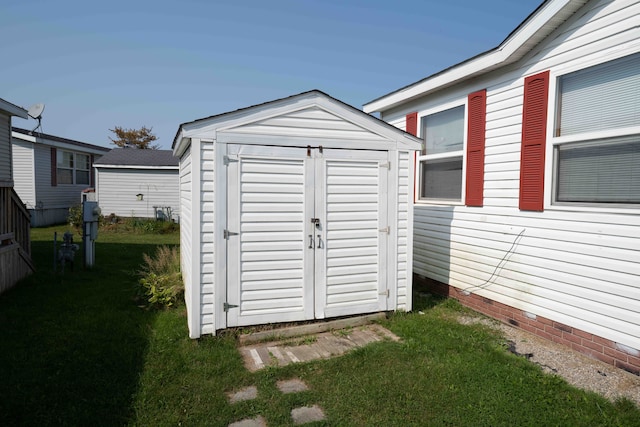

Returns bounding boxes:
[384,0,640,353]
[11,139,35,206]
[95,168,179,219]
[0,114,11,183]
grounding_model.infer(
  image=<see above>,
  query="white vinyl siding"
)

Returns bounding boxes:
[11,140,36,206]
[179,146,193,331]
[95,168,179,219]
[0,114,11,183]
[199,142,215,335]
[384,0,640,350]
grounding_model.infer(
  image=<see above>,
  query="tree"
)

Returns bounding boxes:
[109,126,159,149]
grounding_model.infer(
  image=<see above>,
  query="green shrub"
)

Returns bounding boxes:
[138,246,183,309]
[68,204,83,232]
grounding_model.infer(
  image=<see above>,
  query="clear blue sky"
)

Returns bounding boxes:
[2,0,541,149]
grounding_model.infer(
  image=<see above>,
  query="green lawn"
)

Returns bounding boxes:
[0,226,638,426]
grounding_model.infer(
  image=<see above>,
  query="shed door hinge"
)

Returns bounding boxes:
[223,155,238,165]
[379,289,390,297]
[379,226,390,234]
[223,302,239,312]
[223,229,238,239]
[379,161,391,169]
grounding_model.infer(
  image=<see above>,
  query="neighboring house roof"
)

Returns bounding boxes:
[363,0,589,113]
[173,89,422,152]
[0,98,28,118]
[94,148,179,169]
[12,127,110,154]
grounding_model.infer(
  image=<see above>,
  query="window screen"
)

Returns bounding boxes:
[556,136,640,204]
[423,106,465,155]
[556,53,640,136]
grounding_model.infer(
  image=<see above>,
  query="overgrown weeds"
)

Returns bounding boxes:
[67,208,178,235]
[137,245,183,309]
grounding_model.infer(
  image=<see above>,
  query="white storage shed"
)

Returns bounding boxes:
[94,148,179,221]
[173,90,421,338]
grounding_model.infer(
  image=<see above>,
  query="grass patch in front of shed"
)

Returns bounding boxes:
[1,228,639,426]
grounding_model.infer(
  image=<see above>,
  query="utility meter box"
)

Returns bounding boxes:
[82,200,101,267]
[83,201,100,222]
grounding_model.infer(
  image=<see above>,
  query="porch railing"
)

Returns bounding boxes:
[0,187,34,284]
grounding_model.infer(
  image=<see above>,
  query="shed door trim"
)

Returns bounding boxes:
[225,144,389,327]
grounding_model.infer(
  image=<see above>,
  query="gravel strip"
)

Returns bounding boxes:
[458,315,640,405]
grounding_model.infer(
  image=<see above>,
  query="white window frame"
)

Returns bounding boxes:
[545,48,640,213]
[57,150,91,186]
[415,99,467,205]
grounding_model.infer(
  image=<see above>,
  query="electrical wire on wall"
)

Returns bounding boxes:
[456,228,526,295]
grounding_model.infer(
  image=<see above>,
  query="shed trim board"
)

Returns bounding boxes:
[363,0,640,362]
[174,90,420,337]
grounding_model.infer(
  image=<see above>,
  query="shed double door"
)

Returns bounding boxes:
[225,143,389,327]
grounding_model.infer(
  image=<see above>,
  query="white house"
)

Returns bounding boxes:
[11,127,109,227]
[364,0,640,374]
[94,148,179,220]
[173,90,421,338]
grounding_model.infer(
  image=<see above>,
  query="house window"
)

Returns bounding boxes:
[418,105,465,201]
[553,52,640,206]
[57,151,90,185]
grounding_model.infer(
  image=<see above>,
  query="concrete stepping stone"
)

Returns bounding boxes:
[227,386,258,403]
[239,324,399,371]
[277,378,309,394]
[228,415,267,427]
[291,405,325,425]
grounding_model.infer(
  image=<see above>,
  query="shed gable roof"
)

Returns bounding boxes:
[94,148,178,168]
[173,90,421,155]
[363,0,589,113]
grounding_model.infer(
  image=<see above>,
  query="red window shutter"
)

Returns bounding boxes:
[519,71,549,211]
[50,147,57,187]
[465,89,486,207]
[406,112,418,136]
[90,154,95,187]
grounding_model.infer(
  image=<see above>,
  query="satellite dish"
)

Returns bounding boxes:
[27,103,45,119]
[27,103,45,134]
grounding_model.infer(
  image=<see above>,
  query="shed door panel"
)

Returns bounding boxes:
[316,149,389,318]
[225,144,388,327]
[226,144,314,327]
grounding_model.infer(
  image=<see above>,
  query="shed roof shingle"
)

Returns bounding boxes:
[94,148,178,167]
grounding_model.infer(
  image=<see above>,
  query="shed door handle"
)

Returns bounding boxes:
[308,234,314,249]
[317,234,322,249]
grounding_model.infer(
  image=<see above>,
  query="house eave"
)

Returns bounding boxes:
[363,0,588,114]
[0,99,28,119]
[94,164,179,170]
